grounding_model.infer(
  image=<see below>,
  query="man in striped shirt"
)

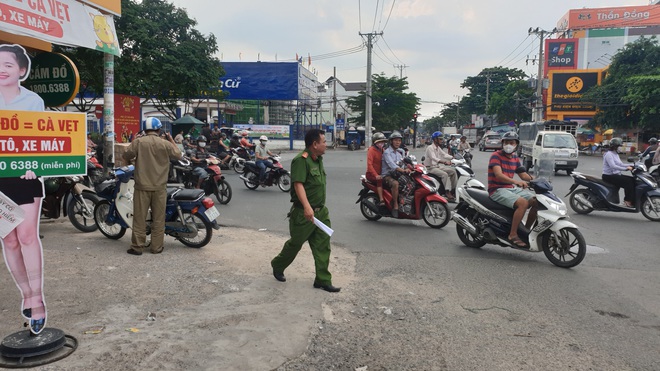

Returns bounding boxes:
[487,132,536,248]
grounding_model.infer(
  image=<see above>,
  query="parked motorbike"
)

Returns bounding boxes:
[84,151,104,189]
[566,158,660,221]
[421,153,484,203]
[357,157,451,228]
[452,176,586,268]
[42,176,100,232]
[171,156,232,205]
[94,166,220,248]
[239,155,292,192]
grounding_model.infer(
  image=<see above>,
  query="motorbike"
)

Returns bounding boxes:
[227,147,250,174]
[239,155,292,192]
[452,175,586,268]
[41,176,100,232]
[171,156,232,205]
[357,156,451,228]
[84,150,104,189]
[566,158,660,221]
[421,152,484,203]
[94,165,220,248]
[459,148,473,167]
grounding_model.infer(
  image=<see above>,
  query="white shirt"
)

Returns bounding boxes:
[424,143,452,167]
[0,86,45,111]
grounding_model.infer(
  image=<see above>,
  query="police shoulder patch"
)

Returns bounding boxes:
[301,151,309,159]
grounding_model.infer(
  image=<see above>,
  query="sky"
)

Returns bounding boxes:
[168,0,651,120]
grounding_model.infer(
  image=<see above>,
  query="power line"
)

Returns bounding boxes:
[496,35,531,67]
[382,0,397,32]
[381,35,404,65]
[372,0,380,32]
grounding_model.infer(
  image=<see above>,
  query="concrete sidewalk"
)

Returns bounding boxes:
[0,218,355,370]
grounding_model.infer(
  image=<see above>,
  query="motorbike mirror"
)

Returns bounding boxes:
[420,156,425,161]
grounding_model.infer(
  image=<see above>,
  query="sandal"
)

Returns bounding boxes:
[507,236,528,249]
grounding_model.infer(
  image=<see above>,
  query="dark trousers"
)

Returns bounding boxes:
[602,174,635,203]
[256,160,274,181]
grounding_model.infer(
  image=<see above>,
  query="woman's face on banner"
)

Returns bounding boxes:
[0,51,25,88]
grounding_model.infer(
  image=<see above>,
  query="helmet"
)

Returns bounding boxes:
[197,135,207,143]
[372,132,387,143]
[649,137,658,145]
[232,133,239,139]
[431,131,443,140]
[184,134,191,139]
[389,131,403,140]
[610,137,623,148]
[501,131,519,144]
[143,117,162,131]
[44,178,60,194]
[259,135,268,141]
[241,130,249,137]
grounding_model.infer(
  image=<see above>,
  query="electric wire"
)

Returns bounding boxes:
[382,0,396,33]
[381,35,404,65]
[372,0,380,32]
[495,35,531,67]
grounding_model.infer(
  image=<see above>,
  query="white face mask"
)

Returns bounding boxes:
[503,144,516,154]
[198,142,206,148]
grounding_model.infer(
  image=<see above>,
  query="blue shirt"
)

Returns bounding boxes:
[602,150,629,175]
[381,146,405,176]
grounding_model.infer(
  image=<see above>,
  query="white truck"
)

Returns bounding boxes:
[461,128,478,145]
[518,120,579,175]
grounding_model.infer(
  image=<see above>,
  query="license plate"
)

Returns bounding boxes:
[204,206,220,221]
[556,160,567,165]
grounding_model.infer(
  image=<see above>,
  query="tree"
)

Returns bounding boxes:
[487,80,534,123]
[56,0,224,119]
[460,67,528,118]
[345,74,420,131]
[582,37,660,131]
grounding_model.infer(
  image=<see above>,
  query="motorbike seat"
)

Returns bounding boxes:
[466,188,512,211]
[167,187,205,201]
[578,173,619,189]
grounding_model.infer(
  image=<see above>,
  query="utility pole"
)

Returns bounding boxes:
[394,64,408,79]
[332,66,337,148]
[528,27,555,121]
[360,31,382,148]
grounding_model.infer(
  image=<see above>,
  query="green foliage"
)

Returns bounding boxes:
[345,74,420,131]
[487,80,534,123]
[460,67,528,117]
[52,46,104,112]
[583,37,660,131]
[57,0,225,119]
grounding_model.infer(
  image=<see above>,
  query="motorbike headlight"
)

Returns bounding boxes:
[570,153,577,158]
[547,200,568,216]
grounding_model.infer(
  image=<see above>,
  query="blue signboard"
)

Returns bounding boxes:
[220,62,299,100]
[335,118,345,130]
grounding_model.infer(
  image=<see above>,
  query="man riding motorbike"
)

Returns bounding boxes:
[381,131,409,218]
[255,135,275,184]
[191,135,213,189]
[488,131,537,248]
[423,131,458,201]
[603,137,635,208]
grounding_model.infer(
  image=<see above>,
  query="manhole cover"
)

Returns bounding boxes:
[0,329,77,368]
[586,245,606,254]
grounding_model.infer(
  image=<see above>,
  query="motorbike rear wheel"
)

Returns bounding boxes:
[541,227,586,268]
[94,200,126,239]
[243,171,259,190]
[67,192,100,232]
[215,179,232,205]
[360,194,382,221]
[569,189,596,214]
[641,195,660,221]
[177,211,213,248]
[278,173,291,192]
[421,201,450,228]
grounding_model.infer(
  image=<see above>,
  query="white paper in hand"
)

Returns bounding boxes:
[313,217,334,237]
[0,191,26,239]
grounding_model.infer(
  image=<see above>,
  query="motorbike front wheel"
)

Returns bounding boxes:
[232,159,245,174]
[67,192,100,232]
[569,189,596,214]
[360,194,382,221]
[422,200,450,228]
[641,195,660,221]
[541,227,586,268]
[94,200,126,239]
[278,173,291,192]
[455,208,486,248]
[215,179,232,204]
[243,172,259,190]
[177,211,213,248]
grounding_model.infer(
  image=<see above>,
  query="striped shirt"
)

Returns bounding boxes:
[488,151,522,195]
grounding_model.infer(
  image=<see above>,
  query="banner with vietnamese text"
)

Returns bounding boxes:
[0,110,87,177]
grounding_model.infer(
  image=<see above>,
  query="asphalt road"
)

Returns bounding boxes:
[217,147,660,369]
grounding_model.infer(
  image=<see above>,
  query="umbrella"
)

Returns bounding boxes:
[172,115,205,136]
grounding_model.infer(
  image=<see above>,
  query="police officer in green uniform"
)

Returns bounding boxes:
[271,129,340,292]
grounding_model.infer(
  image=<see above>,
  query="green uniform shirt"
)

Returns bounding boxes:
[290,149,326,208]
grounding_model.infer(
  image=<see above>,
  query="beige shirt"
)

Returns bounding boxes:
[124,133,182,191]
[423,143,452,167]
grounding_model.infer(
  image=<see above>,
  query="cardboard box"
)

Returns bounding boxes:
[113,143,132,168]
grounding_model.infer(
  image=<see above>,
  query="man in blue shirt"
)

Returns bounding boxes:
[381,131,410,218]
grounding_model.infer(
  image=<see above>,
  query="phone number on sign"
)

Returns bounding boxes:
[0,160,40,171]
[29,83,71,94]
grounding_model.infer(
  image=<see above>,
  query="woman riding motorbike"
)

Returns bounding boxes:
[602,138,635,208]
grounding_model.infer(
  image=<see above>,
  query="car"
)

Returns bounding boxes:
[479,132,503,151]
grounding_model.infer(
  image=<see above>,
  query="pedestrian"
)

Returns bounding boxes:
[271,129,340,292]
[123,118,183,255]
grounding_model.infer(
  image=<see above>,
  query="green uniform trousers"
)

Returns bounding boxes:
[271,206,333,285]
[131,188,167,253]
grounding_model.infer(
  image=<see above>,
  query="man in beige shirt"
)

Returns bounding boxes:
[123,118,182,255]
[423,131,458,201]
